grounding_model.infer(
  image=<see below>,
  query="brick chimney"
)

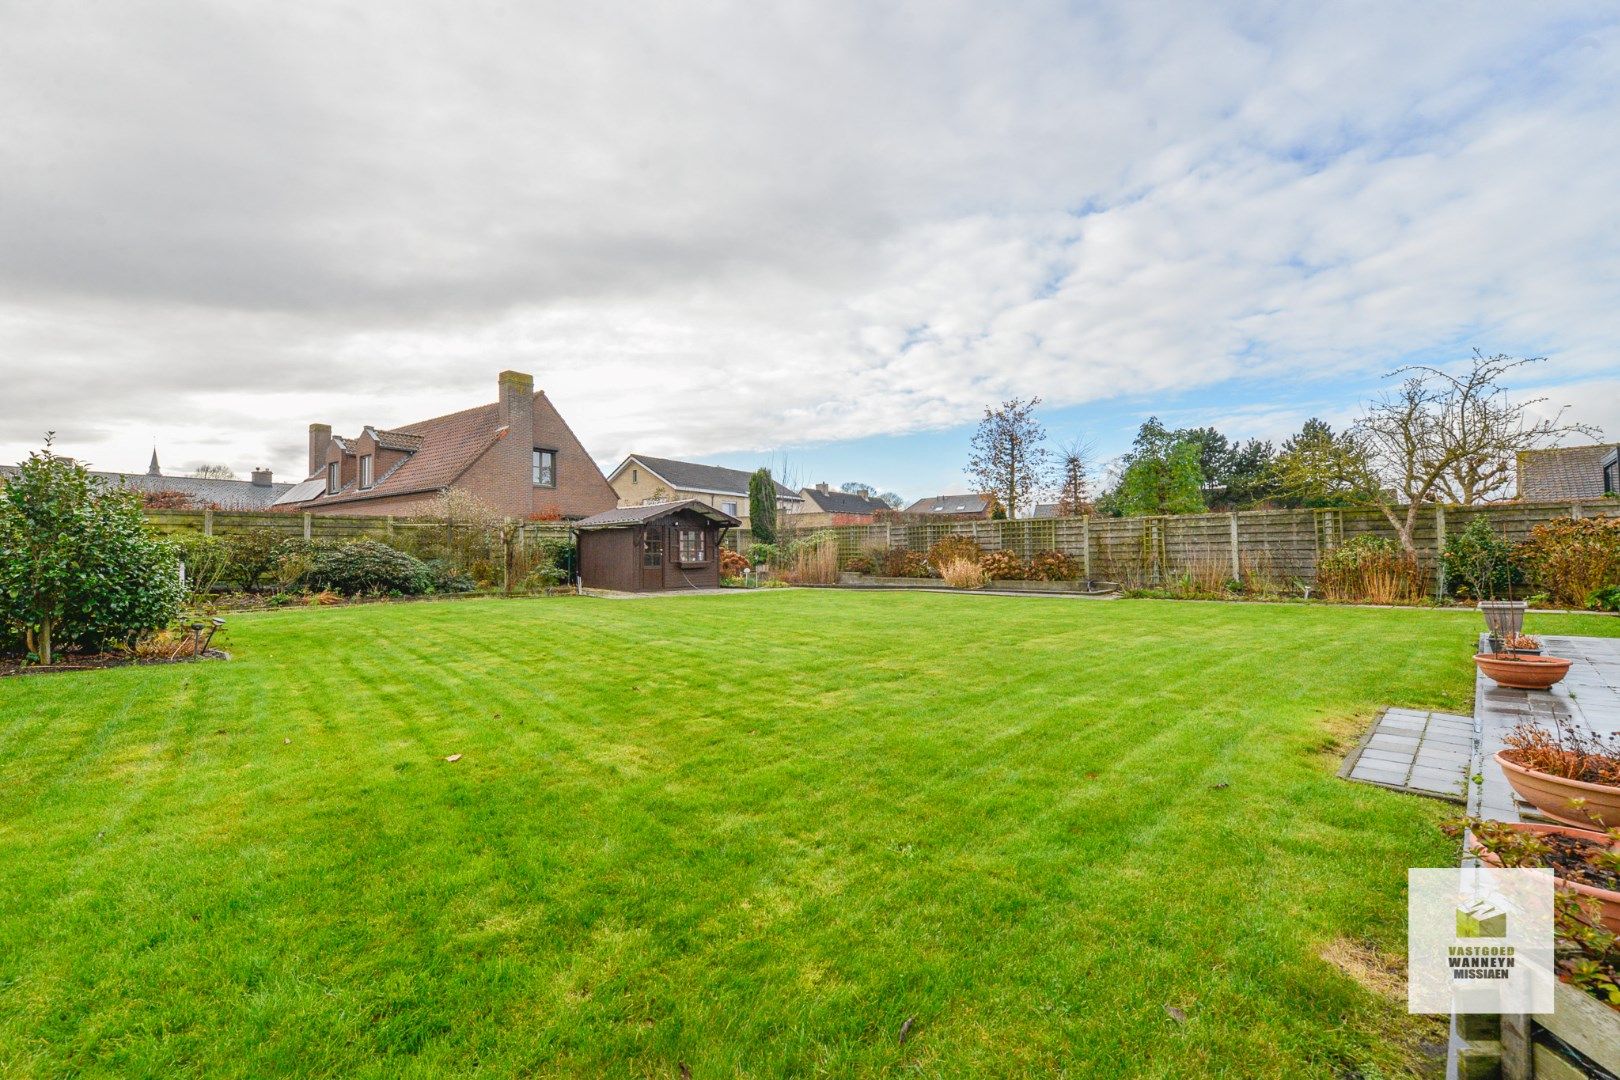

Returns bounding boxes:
[816,482,830,493]
[308,423,331,477]
[497,370,535,432]
[251,467,273,487]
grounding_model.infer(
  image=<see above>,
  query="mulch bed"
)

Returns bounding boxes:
[1533,831,1620,892]
[0,649,229,678]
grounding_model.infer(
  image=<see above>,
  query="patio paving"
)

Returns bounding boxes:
[1467,633,1620,824]
[1341,707,1476,801]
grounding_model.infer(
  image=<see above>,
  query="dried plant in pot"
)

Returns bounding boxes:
[1504,632,1543,657]
[1496,719,1620,829]
[1452,817,1620,935]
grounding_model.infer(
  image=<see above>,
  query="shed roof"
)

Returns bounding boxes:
[575,499,740,530]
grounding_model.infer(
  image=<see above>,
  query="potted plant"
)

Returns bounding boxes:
[1496,719,1620,829]
[1504,631,1543,656]
[1445,517,1525,642]
[1475,648,1573,689]
[1454,817,1620,934]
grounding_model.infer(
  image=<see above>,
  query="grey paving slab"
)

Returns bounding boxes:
[1468,633,1620,825]
[1341,706,1479,802]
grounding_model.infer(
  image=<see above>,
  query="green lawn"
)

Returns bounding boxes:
[3,594,1615,1078]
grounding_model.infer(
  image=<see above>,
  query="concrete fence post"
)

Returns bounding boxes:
[202,508,213,537]
[303,513,312,540]
[1572,502,1584,520]
[386,515,394,539]
[1081,517,1092,581]
[1435,506,1447,600]
[1229,513,1240,581]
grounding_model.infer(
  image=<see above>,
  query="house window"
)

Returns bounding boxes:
[721,501,738,516]
[678,528,706,563]
[359,454,373,489]
[631,468,638,484]
[326,461,339,495]
[533,448,556,488]
[643,531,663,568]
[1605,453,1618,495]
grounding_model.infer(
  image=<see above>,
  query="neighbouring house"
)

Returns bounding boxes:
[605,454,802,520]
[275,370,618,519]
[0,448,291,510]
[1031,502,1060,519]
[1516,444,1620,502]
[902,493,992,519]
[575,499,739,592]
[789,483,892,526]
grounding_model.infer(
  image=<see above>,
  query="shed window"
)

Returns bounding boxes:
[533,448,556,488]
[678,528,706,563]
[327,461,339,495]
[643,531,663,568]
[359,454,374,489]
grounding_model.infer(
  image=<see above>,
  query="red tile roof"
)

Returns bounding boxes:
[286,401,507,507]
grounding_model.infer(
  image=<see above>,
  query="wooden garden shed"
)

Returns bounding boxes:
[574,500,739,592]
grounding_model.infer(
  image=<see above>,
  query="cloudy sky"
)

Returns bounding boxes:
[1,2,1616,499]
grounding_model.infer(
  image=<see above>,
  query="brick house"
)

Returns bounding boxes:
[275,371,618,519]
[605,454,802,520]
[788,482,892,527]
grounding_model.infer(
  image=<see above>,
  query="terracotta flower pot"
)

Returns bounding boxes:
[1471,821,1620,935]
[1473,652,1572,690]
[1496,750,1620,829]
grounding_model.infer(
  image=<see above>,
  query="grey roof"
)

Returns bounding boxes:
[0,464,292,510]
[575,499,741,530]
[1517,444,1620,501]
[619,455,801,501]
[902,493,990,515]
[798,487,890,515]
[1031,502,1060,518]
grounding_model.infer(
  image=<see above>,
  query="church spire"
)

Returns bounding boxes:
[147,446,161,477]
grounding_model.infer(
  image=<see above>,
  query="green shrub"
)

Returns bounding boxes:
[747,542,778,567]
[1587,585,1620,613]
[1442,517,1513,600]
[1514,516,1620,609]
[174,534,230,596]
[0,439,183,663]
[423,560,476,594]
[307,540,432,596]
[222,527,284,592]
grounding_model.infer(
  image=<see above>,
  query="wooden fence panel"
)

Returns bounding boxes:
[771,500,1618,590]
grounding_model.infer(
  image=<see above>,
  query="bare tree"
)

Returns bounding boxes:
[191,463,236,479]
[1054,439,1094,516]
[966,397,1053,519]
[1355,351,1598,555]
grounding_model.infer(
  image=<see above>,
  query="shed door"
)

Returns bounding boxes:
[641,526,665,590]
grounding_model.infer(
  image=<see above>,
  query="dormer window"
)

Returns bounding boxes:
[359,454,374,489]
[326,461,339,495]
[533,448,556,488]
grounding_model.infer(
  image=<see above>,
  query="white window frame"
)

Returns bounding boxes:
[359,454,373,489]
[327,461,339,495]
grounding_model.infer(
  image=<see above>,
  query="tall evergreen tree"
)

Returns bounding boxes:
[747,468,777,544]
[1110,418,1207,517]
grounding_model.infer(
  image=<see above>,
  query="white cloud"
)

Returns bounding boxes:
[0,3,1614,480]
